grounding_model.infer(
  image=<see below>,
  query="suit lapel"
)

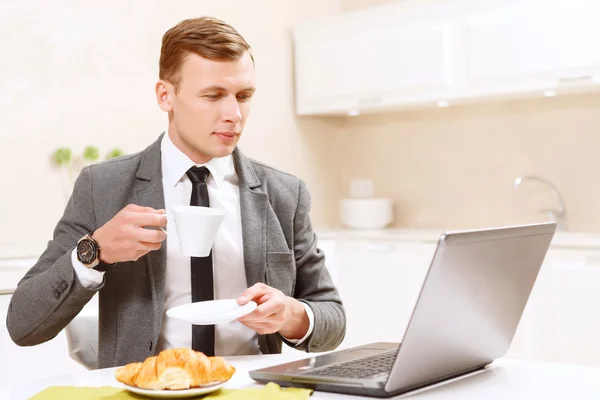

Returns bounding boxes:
[233,149,268,288]
[133,134,167,340]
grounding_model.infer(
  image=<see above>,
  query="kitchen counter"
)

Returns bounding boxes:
[316,227,600,250]
[317,227,441,243]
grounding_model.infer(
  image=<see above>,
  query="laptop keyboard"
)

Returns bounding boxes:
[300,350,398,380]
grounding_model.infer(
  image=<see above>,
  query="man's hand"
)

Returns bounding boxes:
[91,204,167,264]
[236,283,309,339]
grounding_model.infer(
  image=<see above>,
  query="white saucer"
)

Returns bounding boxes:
[121,381,225,398]
[166,299,258,325]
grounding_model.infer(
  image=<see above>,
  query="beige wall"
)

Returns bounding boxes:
[337,92,600,232]
[0,0,343,257]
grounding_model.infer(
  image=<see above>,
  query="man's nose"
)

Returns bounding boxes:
[222,95,242,124]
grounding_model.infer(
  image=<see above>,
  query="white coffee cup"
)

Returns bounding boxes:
[164,205,227,257]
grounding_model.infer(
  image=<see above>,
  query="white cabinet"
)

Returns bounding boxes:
[293,0,600,115]
[461,0,600,98]
[504,251,555,361]
[333,238,437,349]
[294,15,455,115]
[508,248,600,367]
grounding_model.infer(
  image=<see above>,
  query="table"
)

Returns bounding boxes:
[2,353,600,399]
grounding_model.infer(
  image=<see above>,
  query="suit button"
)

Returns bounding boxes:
[53,290,61,299]
[59,281,68,291]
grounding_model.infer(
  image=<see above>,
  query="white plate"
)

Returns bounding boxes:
[166,299,257,325]
[122,381,225,398]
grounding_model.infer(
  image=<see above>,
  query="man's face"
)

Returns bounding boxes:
[157,51,255,163]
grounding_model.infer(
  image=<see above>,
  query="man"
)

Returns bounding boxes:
[6,16,345,368]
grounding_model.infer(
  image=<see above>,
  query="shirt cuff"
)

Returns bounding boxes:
[71,248,105,289]
[281,302,315,346]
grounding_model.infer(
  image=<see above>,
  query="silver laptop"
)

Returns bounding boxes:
[249,222,557,397]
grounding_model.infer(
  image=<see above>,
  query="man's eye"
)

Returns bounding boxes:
[205,94,221,100]
[237,94,252,102]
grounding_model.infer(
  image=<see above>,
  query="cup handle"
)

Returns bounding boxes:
[161,215,178,242]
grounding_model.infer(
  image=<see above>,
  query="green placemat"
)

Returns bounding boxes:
[29,382,313,399]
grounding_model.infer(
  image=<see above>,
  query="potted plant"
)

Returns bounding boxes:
[51,146,125,201]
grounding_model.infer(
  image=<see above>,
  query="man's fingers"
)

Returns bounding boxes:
[239,301,279,322]
[237,320,277,334]
[140,241,162,251]
[136,227,167,243]
[238,310,277,323]
[129,212,168,228]
[241,292,270,307]
[239,320,273,329]
[126,204,165,213]
[257,293,271,304]
[254,299,281,318]
[237,283,270,305]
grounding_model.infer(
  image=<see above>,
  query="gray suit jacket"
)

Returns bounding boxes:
[6,134,346,368]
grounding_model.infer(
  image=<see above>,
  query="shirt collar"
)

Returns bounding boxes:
[161,131,233,188]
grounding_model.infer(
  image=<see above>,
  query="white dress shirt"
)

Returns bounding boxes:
[72,133,314,355]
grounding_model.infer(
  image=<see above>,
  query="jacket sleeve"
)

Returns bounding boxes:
[6,166,104,346]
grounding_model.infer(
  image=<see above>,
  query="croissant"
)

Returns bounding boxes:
[115,348,236,390]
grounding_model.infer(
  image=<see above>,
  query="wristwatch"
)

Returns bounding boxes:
[76,234,109,271]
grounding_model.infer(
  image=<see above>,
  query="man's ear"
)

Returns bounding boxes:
[155,80,174,112]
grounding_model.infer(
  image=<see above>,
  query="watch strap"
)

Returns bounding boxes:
[93,262,111,272]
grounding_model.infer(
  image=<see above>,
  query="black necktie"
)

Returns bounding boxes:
[186,166,215,356]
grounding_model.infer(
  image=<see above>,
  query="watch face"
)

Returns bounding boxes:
[78,239,96,264]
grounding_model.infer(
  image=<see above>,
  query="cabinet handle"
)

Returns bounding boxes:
[358,96,383,105]
[556,74,594,85]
